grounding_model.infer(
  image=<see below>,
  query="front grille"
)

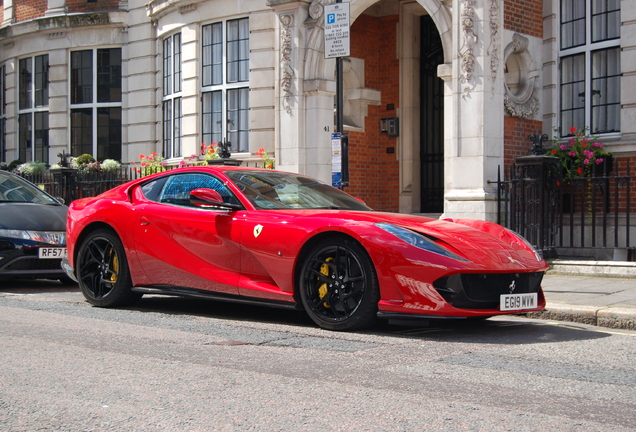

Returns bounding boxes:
[4,257,63,272]
[434,272,544,309]
[462,273,543,301]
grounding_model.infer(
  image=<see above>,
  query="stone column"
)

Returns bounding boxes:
[268,0,333,183]
[178,24,199,159]
[45,0,67,16]
[3,0,14,26]
[443,0,505,221]
[47,48,69,163]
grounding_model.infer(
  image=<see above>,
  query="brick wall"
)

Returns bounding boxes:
[503,117,543,169]
[13,0,119,22]
[347,14,400,212]
[67,0,120,13]
[15,0,47,22]
[504,0,543,38]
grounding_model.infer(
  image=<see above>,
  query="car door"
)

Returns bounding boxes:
[133,172,244,294]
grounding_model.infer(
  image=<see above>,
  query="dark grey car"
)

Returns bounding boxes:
[0,170,72,284]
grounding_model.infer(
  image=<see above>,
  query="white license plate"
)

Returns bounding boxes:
[38,247,67,259]
[500,293,538,311]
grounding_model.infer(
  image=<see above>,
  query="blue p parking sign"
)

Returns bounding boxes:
[327,13,335,24]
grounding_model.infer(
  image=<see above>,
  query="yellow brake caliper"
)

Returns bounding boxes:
[110,250,119,282]
[318,257,334,308]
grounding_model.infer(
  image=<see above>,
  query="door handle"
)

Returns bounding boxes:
[140,216,150,226]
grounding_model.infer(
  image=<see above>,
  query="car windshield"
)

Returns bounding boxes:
[226,170,372,211]
[0,173,59,204]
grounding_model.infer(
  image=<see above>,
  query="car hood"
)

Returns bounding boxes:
[361,212,545,268]
[287,210,545,269]
[0,203,67,231]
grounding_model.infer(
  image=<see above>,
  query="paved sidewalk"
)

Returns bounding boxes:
[529,269,636,330]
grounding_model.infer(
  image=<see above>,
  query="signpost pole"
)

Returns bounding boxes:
[324,0,350,189]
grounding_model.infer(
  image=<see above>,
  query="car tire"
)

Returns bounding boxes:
[76,229,141,307]
[299,237,379,331]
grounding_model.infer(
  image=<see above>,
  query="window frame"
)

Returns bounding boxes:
[18,54,49,164]
[162,33,183,160]
[0,64,6,162]
[201,18,250,153]
[69,47,123,161]
[558,0,621,137]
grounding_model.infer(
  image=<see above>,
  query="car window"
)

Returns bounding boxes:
[0,174,59,204]
[140,177,169,202]
[156,173,240,208]
[226,170,371,211]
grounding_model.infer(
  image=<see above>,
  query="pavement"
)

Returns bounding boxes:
[530,260,636,330]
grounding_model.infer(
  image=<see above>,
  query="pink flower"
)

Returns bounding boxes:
[568,151,577,157]
[560,145,567,151]
[596,158,604,164]
[584,159,590,165]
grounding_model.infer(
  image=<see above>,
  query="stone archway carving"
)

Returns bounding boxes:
[503,33,539,119]
[303,0,453,80]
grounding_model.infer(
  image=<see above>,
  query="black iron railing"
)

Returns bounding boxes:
[15,160,264,205]
[491,157,634,259]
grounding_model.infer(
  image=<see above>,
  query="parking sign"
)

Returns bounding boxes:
[323,2,350,59]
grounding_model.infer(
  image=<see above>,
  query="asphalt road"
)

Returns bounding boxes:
[1,280,635,431]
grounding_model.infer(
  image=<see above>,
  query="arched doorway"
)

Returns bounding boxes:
[419,14,444,213]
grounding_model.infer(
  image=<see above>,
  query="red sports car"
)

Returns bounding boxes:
[63,166,547,331]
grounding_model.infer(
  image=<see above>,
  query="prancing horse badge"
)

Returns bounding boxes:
[253,224,264,238]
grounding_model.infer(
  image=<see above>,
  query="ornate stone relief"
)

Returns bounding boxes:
[503,33,539,119]
[487,0,500,96]
[303,0,334,82]
[309,0,333,20]
[458,0,477,99]
[280,14,295,116]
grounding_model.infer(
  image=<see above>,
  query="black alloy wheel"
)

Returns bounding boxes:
[76,229,141,307]
[299,237,379,331]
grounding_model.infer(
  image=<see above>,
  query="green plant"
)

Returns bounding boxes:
[7,160,23,172]
[256,147,275,169]
[75,153,96,165]
[101,159,122,173]
[134,152,166,176]
[546,127,611,178]
[178,154,201,168]
[201,143,220,160]
[16,161,47,176]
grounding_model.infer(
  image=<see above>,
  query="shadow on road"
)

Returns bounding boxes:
[1,280,611,346]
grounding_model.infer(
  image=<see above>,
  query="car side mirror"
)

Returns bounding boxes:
[190,188,243,210]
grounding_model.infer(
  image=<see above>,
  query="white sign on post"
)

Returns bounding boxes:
[324,2,350,59]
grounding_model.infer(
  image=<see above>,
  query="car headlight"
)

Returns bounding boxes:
[504,228,543,261]
[0,229,66,245]
[375,223,469,262]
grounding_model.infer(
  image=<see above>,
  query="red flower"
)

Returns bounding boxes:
[577,167,583,175]
[551,149,557,154]
[569,127,577,134]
